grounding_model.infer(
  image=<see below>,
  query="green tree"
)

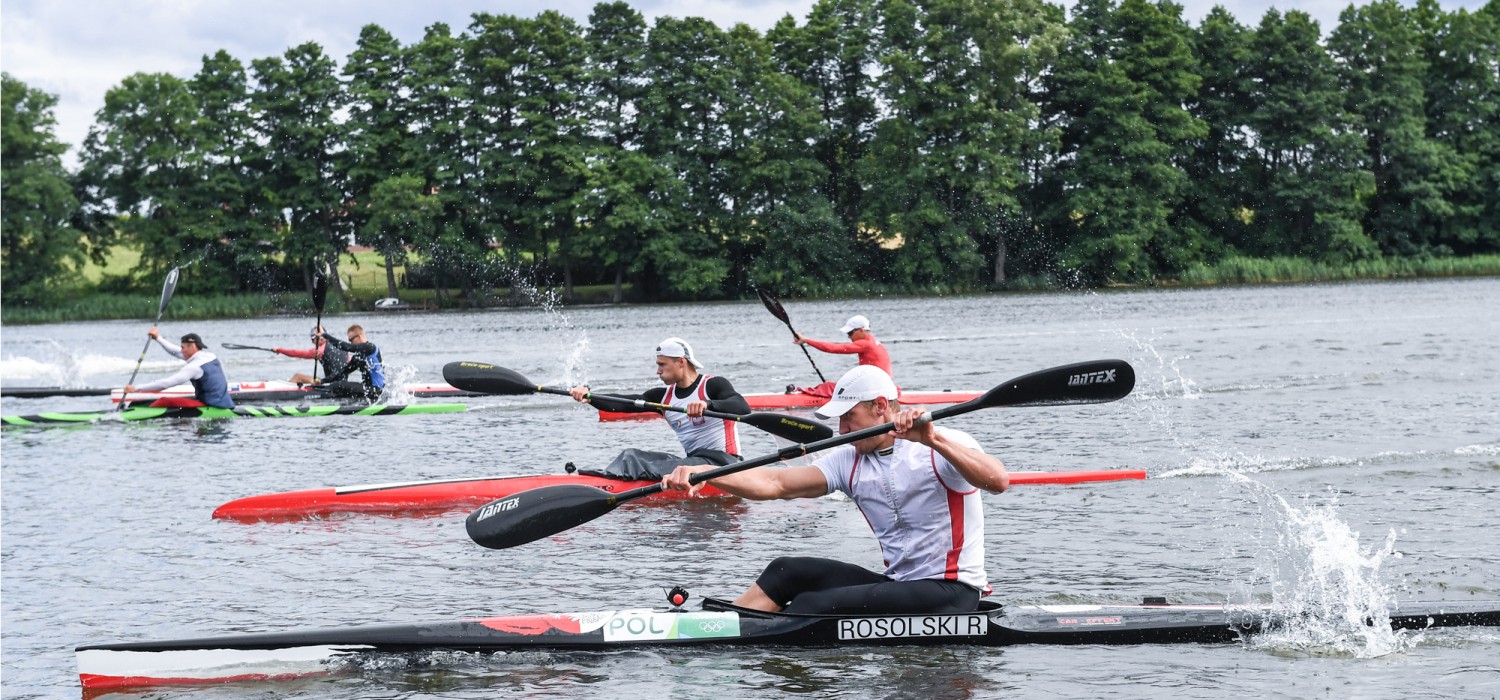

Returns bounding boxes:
[187,50,275,291]
[77,72,204,285]
[579,1,657,302]
[1183,7,1254,257]
[1413,0,1500,254]
[1039,0,1205,284]
[343,24,415,290]
[2,73,85,302]
[250,42,350,292]
[1330,0,1461,256]
[1245,9,1376,262]
[363,174,440,298]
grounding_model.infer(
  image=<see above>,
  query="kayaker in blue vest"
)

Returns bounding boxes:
[320,324,386,403]
[124,329,235,408]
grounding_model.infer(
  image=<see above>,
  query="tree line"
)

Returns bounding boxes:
[3,0,1497,306]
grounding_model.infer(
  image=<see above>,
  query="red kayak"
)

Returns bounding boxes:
[601,389,983,422]
[212,469,1146,522]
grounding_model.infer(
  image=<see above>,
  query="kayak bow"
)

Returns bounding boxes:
[212,469,1147,522]
[77,596,1500,692]
[3,403,468,427]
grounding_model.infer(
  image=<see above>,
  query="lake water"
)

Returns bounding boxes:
[3,278,1499,698]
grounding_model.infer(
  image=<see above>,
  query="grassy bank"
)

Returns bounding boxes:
[1173,254,1500,285]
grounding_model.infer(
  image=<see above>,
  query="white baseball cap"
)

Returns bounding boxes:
[815,365,898,419]
[655,337,703,369]
[839,315,871,334]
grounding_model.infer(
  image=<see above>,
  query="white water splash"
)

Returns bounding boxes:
[379,366,419,405]
[1231,474,1417,658]
[1,341,176,387]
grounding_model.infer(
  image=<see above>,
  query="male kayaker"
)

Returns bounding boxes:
[320,324,386,403]
[123,329,236,408]
[568,337,751,480]
[274,326,352,389]
[662,364,1007,615]
[791,314,893,398]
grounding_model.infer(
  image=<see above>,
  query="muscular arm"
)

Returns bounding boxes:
[321,334,377,355]
[702,376,750,415]
[275,346,318,359]
[132,358,204,393]
[921,427,1009,494]
[585,386,667,413]
[665,464,829,501]
[802,337,870,355]
[152,337,186,360]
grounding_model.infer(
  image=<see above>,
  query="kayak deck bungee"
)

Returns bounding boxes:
[211,469,1147,522]
[600,389,983,422]
[76,596,1500,692]
[2,403,468,427]
[110,380,482,405]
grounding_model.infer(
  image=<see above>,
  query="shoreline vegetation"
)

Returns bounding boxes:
[6,254,1497,325]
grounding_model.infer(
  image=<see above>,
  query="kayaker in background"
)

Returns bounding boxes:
[568,337,752,480]
[662,364,1007,615]
[123,329,236,408]
[274,326,351,388]
[790,314,893,398]
[319,324,386,403]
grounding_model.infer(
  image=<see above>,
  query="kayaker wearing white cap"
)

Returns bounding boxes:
[661,364,1008,615]
[790,314,894,398]
[568,337,752,480]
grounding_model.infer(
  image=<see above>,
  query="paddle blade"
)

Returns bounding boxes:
[755,288,791,324]
[442,361,539,395]
[157,267,180,316]
[466,485,624,549]
[973,359,1135,409]
[741,412,834,442]
[311,262,330,312]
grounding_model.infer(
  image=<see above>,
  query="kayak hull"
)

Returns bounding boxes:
[109,380,481,405]
[2,403,468,427]
[77,598,1500,691]
[212,470,1146,521]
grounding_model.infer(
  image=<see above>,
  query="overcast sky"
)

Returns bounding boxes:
[2,0,1487,167]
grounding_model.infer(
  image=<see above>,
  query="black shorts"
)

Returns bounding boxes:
[755,556,981,615]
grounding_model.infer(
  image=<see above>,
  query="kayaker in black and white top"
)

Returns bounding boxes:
[568,337,751,480]
[124,329,235,408]
[661,364,1008,616]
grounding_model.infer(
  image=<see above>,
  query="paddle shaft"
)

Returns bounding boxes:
[220,343,278,353]
[538,386,745,424]
[310,264,329,383]
[757,290,826,384]
[118,267,181,410]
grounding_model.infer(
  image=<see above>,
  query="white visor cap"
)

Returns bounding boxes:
[815,365,898,419]
[839,315,871,334]
[655,337,703,369]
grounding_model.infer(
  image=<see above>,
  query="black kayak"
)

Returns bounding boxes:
[77,596,1500,692]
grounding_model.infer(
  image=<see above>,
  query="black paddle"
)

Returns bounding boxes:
[442,361,834,443]
[465,358,1136,549]
[220,343,278,353]
[756,289,826,384]
[118,267,181,411]
[309,262,329,383]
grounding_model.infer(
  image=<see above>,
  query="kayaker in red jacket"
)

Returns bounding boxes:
[791,315,893,398]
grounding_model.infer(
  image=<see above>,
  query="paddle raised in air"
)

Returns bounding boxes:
[465,359,1136,549]
[117,267,181,410]
[309,262,330,383]
[442,361,833,444]
[756,289,826,384]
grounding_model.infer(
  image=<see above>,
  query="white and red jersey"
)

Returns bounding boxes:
[813,427,988,591]
[663,374,740,456]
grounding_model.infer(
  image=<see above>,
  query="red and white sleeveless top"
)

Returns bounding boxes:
[813,427,988,590]
[662,375,740,456]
